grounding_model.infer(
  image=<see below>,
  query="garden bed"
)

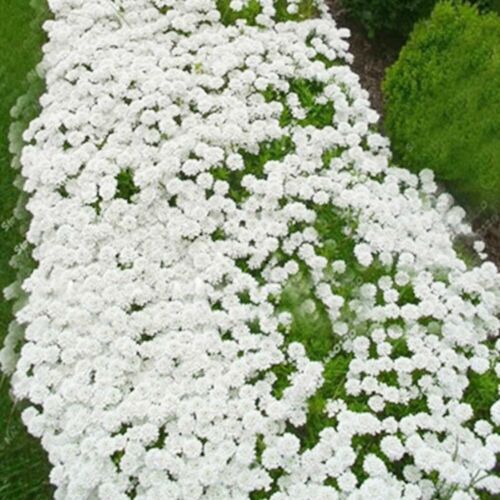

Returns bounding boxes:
[1,1,499,498]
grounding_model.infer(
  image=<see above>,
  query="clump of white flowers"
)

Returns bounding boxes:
[1,1,499,499]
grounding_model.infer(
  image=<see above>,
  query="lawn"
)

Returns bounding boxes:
[0,1,53,498]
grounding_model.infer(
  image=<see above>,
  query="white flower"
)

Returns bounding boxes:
[368,395,385,412]
[450,493,472,500]
[469,356,489,374]
[381,435,405,461]
[331,260,346,274]
[354,243,373,267]
[472,447,496,470]
[490,400,500,425]
[337,472,357,492]
[363,453,387,477]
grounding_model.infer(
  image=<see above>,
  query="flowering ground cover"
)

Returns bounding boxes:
[1,1,499,499]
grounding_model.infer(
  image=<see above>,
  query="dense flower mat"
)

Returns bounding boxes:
[1,0,499,498]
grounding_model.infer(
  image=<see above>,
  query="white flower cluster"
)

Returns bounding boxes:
[2,1,499,499]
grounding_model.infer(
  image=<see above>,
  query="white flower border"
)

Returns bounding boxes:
[1,1,499,499]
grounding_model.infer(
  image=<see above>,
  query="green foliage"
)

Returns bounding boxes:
[217,0,262,25]
[341,0,499,38]
[216,0,318,25]
[464,367,499,424]
[342,0,436,38]
[278,268,335,361]
[211,136,295,203]
[0,0,53,498]
[116,168,140,201]
[383,1,500,212]
[263,78,336,128]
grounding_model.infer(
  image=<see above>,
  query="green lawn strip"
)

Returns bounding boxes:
[0,1,53,498]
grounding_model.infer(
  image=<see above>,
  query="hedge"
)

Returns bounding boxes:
[383,1,500,212]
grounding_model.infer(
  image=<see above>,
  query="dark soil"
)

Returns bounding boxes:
[326,0,402,119]
[474,214,500,267]
[326,0,500,269]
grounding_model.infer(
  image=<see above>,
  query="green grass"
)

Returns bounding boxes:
[0,1,53,498]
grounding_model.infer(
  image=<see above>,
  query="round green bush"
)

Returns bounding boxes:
[341,0,498,38]
[383,1,500,212]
